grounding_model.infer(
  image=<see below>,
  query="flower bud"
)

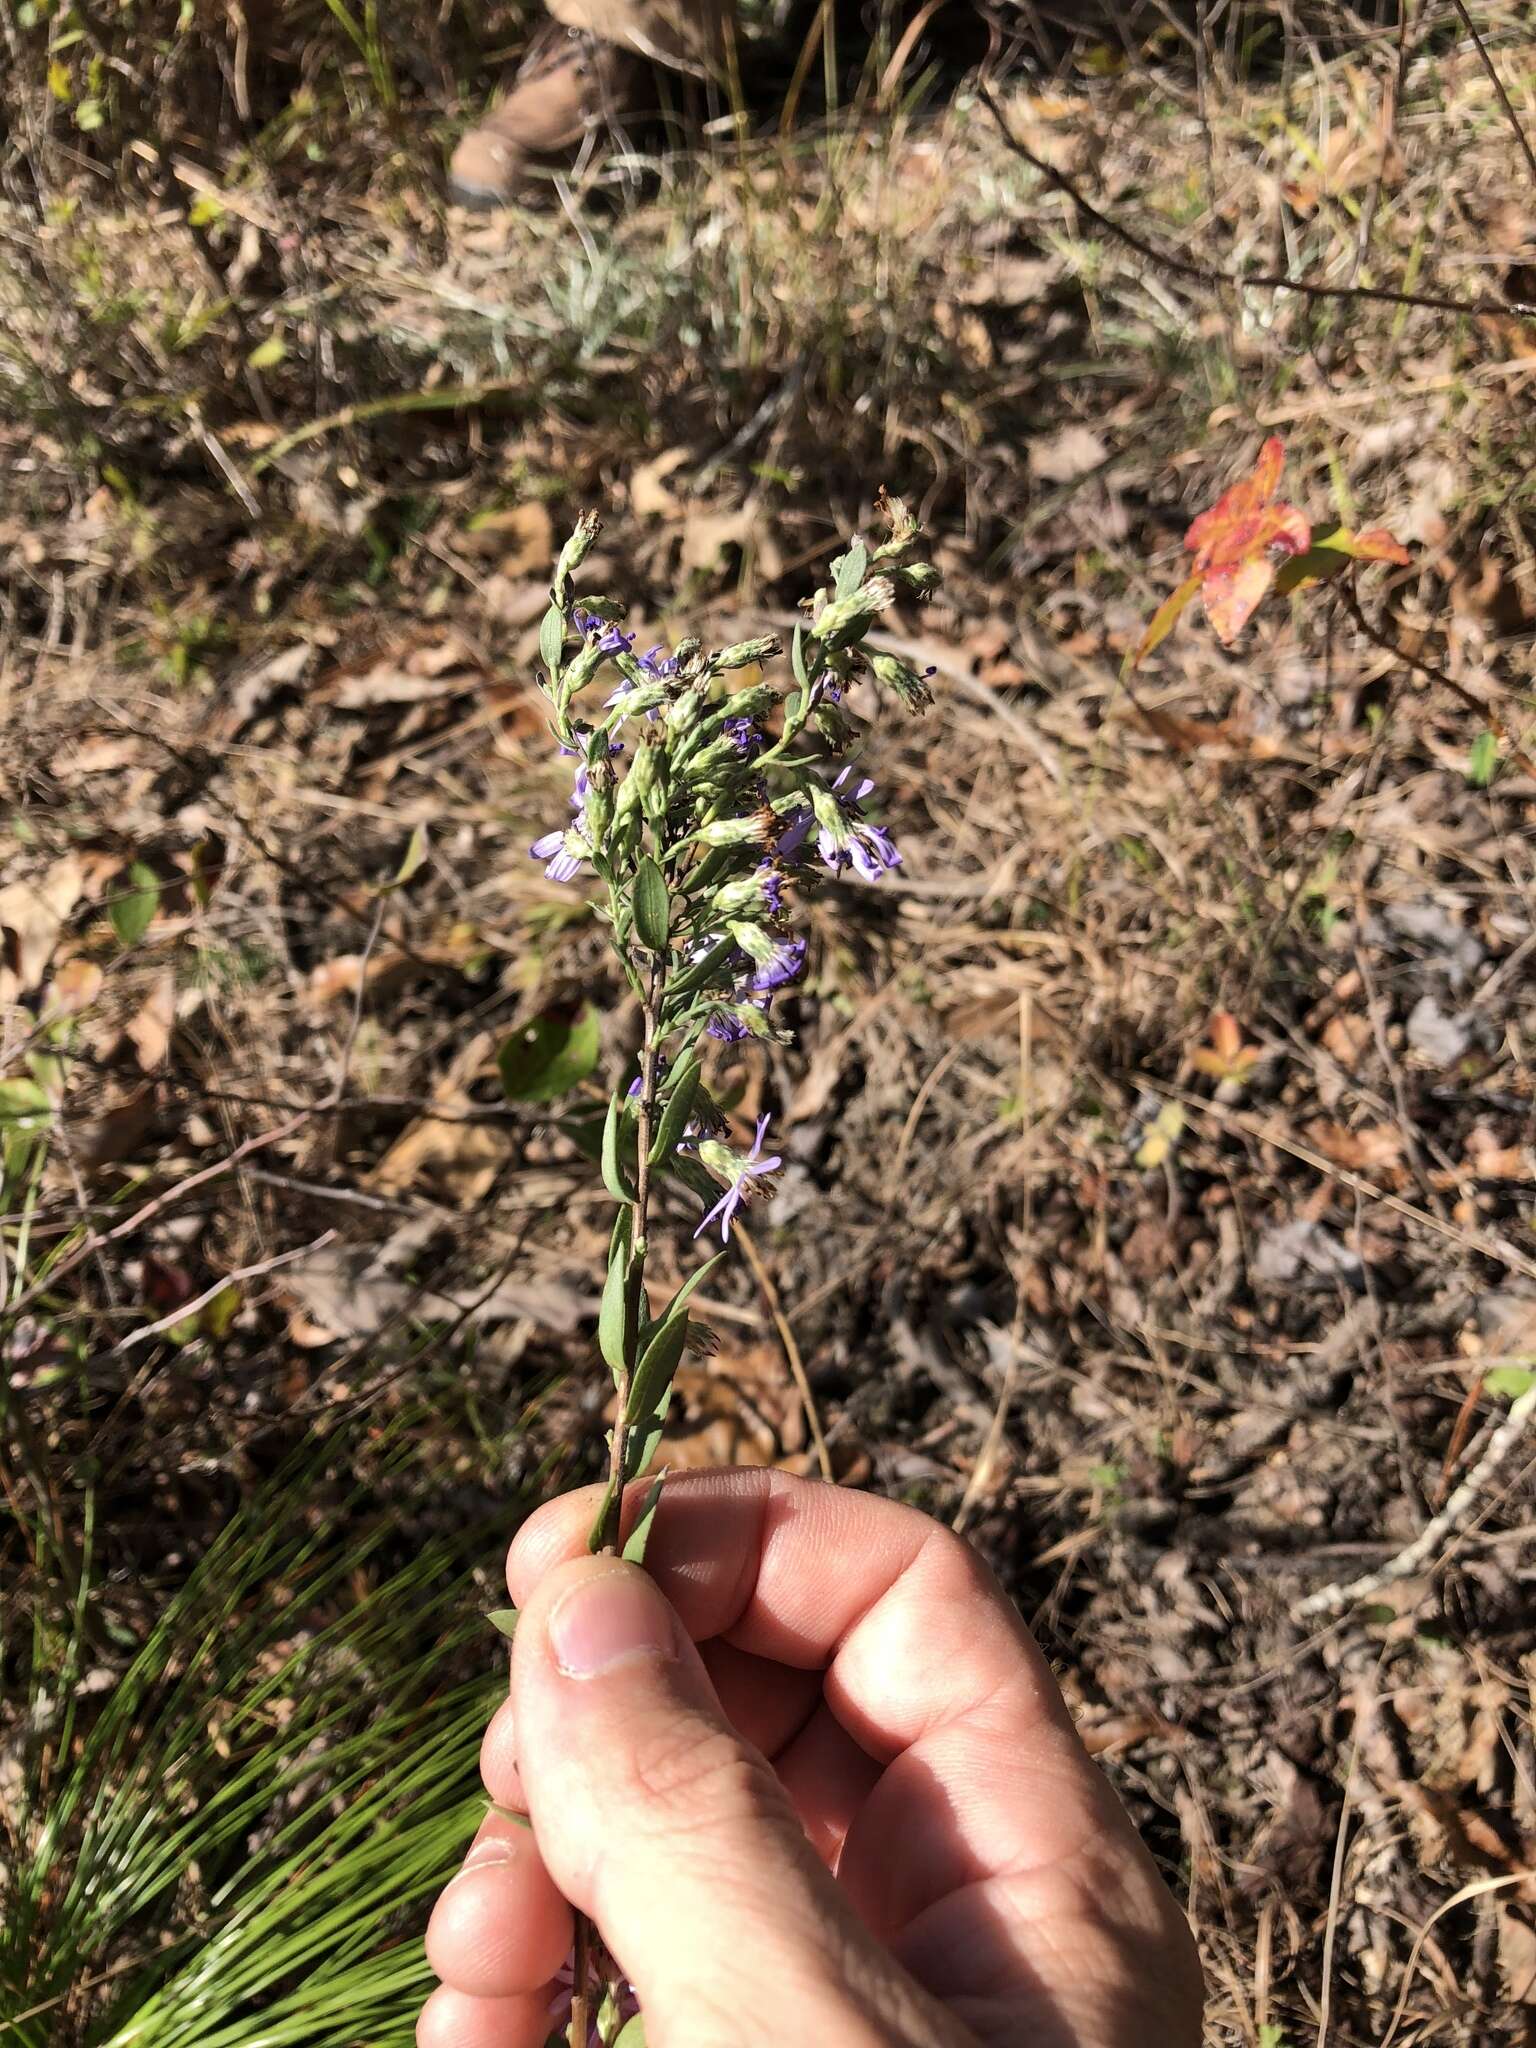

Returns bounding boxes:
[888,561,940,599]
[712,635,781,671]
[552,512,602,601]
[583,773,614,842]
[711,867,783,918]
[812,699,859,750]
[665,687,705,733]
[614,734,663,821]
[697,813,770,848]
[810,577,896,650]
[869,650,935,712]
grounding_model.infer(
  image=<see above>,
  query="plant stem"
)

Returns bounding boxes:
[570,954,665,2046]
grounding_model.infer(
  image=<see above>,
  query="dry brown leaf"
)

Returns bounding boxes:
[630,449,689,519]
[1321,1012,1374,1067]
[465,502,553,576]
[73,1085,157,1169]
[126,970,176,1072]
[1305,1120,1404,1172]
[0,855,85,1003]
[1028,424,1107,483]
[50,958,103,1015]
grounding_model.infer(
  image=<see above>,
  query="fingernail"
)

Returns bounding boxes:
[462,1838,519,1872]
[547,1568,676,1680]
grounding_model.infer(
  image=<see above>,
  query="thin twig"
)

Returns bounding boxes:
[1293,1385,1536,1620]
[96,1231,337,1361]
[978,82,1536,320]
[1443,0,1536,193]
[735,1221,833,1483]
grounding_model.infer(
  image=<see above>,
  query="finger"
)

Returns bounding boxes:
[770,1698,883,1867]
[416,1985,552,2048]
[484,1640,820,1811]
[479,1695,526,1812]
[509,1471,1201,2036]
[424,1813,573,1998]
[511,1554,965,2048]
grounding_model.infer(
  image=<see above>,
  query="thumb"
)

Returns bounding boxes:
[511,1554,959,2048]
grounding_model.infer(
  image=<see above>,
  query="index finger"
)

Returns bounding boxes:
[507,1469,1070,1763]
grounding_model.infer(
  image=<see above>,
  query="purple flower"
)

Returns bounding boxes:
[750,934,805,994]
[775,808,813,861]
[813,766,902,882]
[572,608,635,656]
[723,715,761,756]
[757,863,785,916]
[694,1115,782,1241]
[707,1004,762,1041]
[639,643,680,678]
[529,828,584,882]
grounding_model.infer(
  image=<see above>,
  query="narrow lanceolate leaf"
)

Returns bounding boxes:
[647,1051,702,1165]
[539,603,565,679]
[666,933,736,1001]
[1128,573,1201,673]
[632,858,670,954]
[832,540,868,598]
[601,1093,638,1203]
[621,1474,667,1566]
[586,1473,618,1555]
[623,1317,690,1483]
[598,1210,636,1378]
[613,2017,649,2048]
[790,622,809,689]
[487,1609,519,1640]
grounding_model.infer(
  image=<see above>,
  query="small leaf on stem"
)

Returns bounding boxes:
[632,858,670,954]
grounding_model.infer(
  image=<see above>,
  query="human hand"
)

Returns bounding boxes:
[418,1469,1203,2048]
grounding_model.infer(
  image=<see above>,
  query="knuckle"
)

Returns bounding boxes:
[622,1714,788,1842]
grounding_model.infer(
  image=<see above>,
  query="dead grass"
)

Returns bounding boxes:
[5,4,1536,2042]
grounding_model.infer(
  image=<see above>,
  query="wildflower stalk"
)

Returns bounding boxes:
[514,493,940,2045]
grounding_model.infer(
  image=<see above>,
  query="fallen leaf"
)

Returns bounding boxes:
[1028,424,1108,483]
[0,854,84,1002]
[126,970,176,1072]
[630,449,689,519]
[1305,1120,1404,1172]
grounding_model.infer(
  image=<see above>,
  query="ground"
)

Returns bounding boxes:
[4,3,1536,2043]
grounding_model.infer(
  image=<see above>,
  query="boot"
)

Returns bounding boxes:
[448,26,639,206]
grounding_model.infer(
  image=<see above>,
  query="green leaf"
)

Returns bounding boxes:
[0,1078,51,1124]
[487,1609,519,1640]
[623,1323,689,1483]
[110,861,160,948]
[622,1475,666,1566]
[1485,1366,1536,1400]
[832,540,868,598]
[200,1281,242,1341]
[632,858,670,954]
[246,334,286,370]
[790,624,808,688]
[497,1005,601,1103]
[647,1050,701,1164]
[598,1209,635,1378]
[666,933,736,1001]
[587,1474,618,1554]
[601,1092,638,1203]
[539,603,566,678]
[1467,730,1500,788]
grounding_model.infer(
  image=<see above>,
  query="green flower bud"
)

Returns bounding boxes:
[614,735,663,822]
[665,687,705,733]
[712,635,781,671]
[697,813,771,848]
[888,561,940,599]
[812,700,859,750]
[810,577,896,650]
[583,775,614,843]
[869,650,934,712]
[552,512,601,602]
